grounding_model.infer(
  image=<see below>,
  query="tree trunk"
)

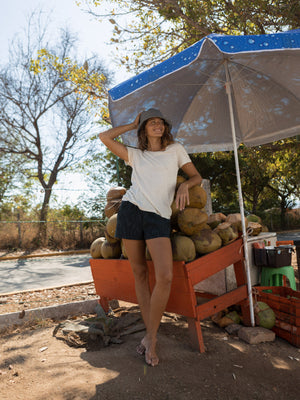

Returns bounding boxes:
[38,188,52,246]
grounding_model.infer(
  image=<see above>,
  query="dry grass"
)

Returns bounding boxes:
[0,221,105,251]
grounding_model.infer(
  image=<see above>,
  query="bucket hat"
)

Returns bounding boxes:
[138,108,172,132]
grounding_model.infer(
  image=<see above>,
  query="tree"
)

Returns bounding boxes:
[0,11,111,244]
[78,0,300,72]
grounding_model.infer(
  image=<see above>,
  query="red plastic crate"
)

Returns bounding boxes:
[253,286,300,347]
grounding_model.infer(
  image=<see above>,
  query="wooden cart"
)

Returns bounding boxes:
[90,237,251,352]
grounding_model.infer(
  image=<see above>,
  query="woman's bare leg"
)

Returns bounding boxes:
[122,239,151,335]
[142,237,173,366]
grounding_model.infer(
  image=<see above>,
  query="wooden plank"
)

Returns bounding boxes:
[186,239,244,285]
[196,286,248,320]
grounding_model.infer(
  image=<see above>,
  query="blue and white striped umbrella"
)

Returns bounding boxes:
[109,29,300,153]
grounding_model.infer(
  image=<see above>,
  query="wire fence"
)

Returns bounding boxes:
[0,219,106,250]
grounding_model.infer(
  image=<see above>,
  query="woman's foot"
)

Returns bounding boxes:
[136,342,146,355]
[141,336,159,367]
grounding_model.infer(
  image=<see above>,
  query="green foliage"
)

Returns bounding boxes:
[80,0,300,72]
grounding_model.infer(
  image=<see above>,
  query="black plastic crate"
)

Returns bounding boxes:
[253,246,292,268]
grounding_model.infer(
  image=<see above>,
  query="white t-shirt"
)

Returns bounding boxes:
[122,142,191,219]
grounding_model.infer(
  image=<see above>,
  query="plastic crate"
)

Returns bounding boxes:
[253,246,292,268]
[253,286,300,347]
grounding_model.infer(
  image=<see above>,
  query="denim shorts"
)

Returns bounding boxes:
[115,201,171,240]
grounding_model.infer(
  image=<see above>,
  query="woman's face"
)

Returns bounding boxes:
[145,118,165,138]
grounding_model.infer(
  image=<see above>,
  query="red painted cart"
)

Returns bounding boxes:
[90,237,251,352]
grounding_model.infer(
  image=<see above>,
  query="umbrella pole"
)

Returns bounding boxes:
[224,61,255,327]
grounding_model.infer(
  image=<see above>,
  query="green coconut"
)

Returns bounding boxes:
[247,214,262,224]
[214,222,238,245]
[191,229,222,254]
[178,208,208,236]
[101,240,121,259]
[171,234,196,262]
[254,301,276,329]
[90,237,105,259]
[225,310,241,324]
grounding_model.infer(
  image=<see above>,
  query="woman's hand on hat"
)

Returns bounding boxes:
[175,182,190,211]
[133,112,142,129]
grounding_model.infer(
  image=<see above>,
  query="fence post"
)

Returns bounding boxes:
[17,212,22,248]
[80,221,83,246]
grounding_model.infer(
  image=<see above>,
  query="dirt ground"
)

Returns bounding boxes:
[0,300,300,400]
[0,247,299,400]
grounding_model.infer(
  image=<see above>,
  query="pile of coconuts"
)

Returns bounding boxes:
[90,177,267,262]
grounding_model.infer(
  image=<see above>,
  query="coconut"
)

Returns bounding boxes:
[106,214,118,237]
[171,234,196,262]
[261,225,269,232]
[104,199,122,218]
[247,214,262,224]
[247,221,263,236]
[121,240,127,258]
[101,240,121,259]
[106,186,126,201]
[177,208,208,236]
[145,247,152,260]
[187,185,207,209]
[176,175,186,189]
[191,229,222,254]
[90,237,105,259]
[104,230,119,244]
[170,199,180,230]
[254,301,276,329]
[207,213,227,229]
[225,213,248,233]
[214,222,238,245]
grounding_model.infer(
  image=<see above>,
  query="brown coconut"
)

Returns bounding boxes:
[225,213,248,233]
[170,199,180,230]
[106,214,118,237]
[104,199,122,218]
[101,240,121,259]
[105,230,119,244]
[187,185,207,209]
[207,213,227,229]
[178,208,208,236]
[214,222,238,245]
[106,186,126,201]
[121,240,127,258]
[247,221,263,236]
[176,175,186,189]
[191,229,222,254]
[90,237,105,259]
[171,234,196,262]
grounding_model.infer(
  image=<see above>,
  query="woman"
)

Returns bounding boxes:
[99,108,202,366]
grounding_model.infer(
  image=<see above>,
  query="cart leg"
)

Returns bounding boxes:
[187,317,205,353]
[99,297,110,313]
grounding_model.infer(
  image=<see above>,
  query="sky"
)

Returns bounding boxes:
[1,0,132,210]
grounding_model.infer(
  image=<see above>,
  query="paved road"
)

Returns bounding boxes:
[277,231,300,243]
[1,230,299,294]
[0,254,92,294]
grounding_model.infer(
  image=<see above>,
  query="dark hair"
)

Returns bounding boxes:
[137,121,174,151]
